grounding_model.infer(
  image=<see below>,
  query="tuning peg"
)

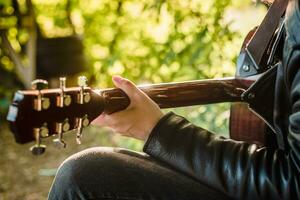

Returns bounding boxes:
[57,77,72,107]
[77,76,91,104]
[75,114,89,144]
[53,119,70,148]
[39,125,49,137]
[55,118,70,133]
[30,124,48,155]
[76,128,83,144]
[31,79,50,111]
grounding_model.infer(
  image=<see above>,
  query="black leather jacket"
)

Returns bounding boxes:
[143,1,300,199]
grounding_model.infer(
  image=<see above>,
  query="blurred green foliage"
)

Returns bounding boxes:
[0,0,265,149]
[34,0,237,85]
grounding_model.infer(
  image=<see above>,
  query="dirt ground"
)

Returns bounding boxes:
[0,123,143,200]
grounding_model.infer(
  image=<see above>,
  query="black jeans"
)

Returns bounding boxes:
[48,147,230,200]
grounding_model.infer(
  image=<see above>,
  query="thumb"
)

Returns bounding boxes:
[112,75,141,98]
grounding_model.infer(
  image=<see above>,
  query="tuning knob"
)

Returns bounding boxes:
[53,138,66,149]
[78,76,88,87]
[30,144,46,155]
[31,79,50,111]
[30,124,48,155]
[31,79,49,90]
[53,119,69,149]
[53,119,70,148]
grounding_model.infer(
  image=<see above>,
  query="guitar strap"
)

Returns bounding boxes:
[240,0,288,77]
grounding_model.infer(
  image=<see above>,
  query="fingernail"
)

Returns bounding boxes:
[112,75,123,84]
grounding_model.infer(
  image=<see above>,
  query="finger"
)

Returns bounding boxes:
[104,109,133,125]
[93,115,129,135]
[113,124,133,135]
[112,76,143,100]
[91,113,119,127]
[116,131,133,138]
[92,108,132,126]
[91,113,108,126]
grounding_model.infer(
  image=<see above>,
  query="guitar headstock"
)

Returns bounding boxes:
[7,76,104,155]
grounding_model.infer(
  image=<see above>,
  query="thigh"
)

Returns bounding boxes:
[48,147,230,200]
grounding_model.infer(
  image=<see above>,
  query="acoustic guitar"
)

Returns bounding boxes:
[7,76,254,155]
[6,0,287,155]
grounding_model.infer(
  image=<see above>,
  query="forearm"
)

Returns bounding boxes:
[143,112,299,199]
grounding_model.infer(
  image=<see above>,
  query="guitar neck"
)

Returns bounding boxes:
[98,77,251,114]
[7,76,253,146]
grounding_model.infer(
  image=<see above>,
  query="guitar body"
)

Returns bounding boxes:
[229,28,267,146]
[229,103,266,145]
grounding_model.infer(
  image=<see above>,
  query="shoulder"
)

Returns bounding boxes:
[284,0,300,86]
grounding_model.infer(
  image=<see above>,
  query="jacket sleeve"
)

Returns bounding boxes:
[143,109,300,199]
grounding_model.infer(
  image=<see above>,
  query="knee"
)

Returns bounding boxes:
[49,147,117,196]
[55,147,115,182]
[49,147,146,198]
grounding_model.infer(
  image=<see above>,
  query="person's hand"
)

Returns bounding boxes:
[92,76,164,141]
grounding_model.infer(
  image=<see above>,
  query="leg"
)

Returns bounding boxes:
[48,147,230,200]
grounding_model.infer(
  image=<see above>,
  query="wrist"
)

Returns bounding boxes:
[143,113,164,141]
[143,111,175,148]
